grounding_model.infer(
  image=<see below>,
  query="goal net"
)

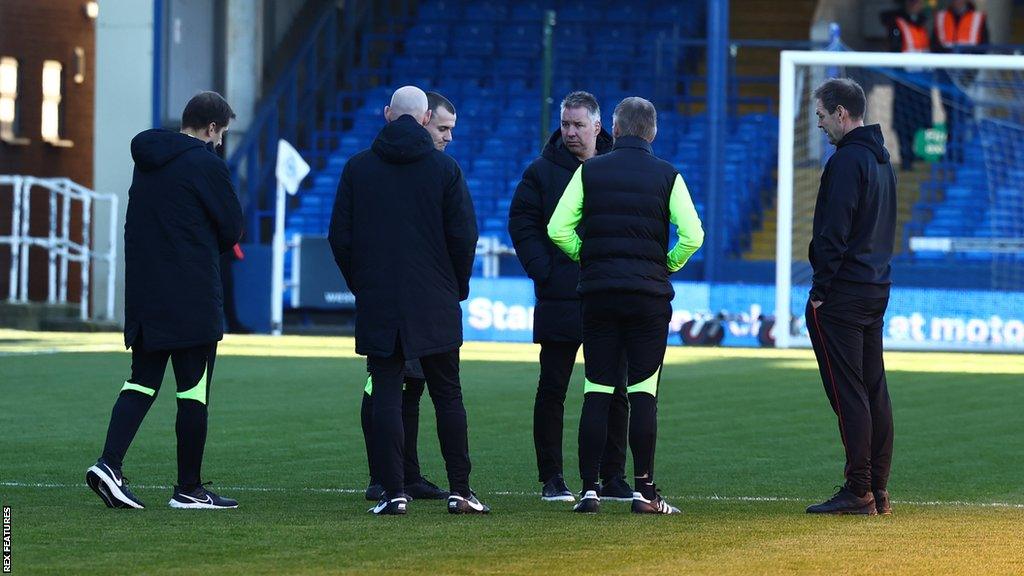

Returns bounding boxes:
[775,50,1024,351]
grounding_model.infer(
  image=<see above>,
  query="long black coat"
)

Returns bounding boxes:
[329,115,478,359]
[507,128,613,342]
[123,129,243,350]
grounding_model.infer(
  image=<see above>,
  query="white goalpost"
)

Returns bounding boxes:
[775,50,1024,351]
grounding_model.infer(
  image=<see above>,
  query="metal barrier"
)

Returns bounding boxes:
[0,175,118,320]
[476,236,517,278]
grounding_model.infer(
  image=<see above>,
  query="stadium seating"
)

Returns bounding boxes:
[902,118,1024,263]
[288,0,784,273]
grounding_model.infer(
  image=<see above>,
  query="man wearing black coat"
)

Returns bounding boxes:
[508,91,631,503]
[360,91,458,503]
[329,86,488,515]
[805,78,896,516]
[86,91,243,510]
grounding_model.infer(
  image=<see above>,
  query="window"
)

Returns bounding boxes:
[41,59,73,147]
[0,56,29,145]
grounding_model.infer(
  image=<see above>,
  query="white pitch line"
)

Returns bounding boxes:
[0,346,123,357]
[3,481,1022,509]
[0,481,362,495]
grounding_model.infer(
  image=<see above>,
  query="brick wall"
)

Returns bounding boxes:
[0,0,96,303]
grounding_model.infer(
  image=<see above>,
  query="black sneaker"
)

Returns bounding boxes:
[406,476,449,500]
[447,491,490,514]
[631,488,681,515]
[368,493,408,515]
[806,486,876,515]
[86,460,145,509]
[541,475,575,502]
[364,482,384,502]
[598,476,634,502]
[572,490,600,513]
[169,483,238,509]
[873,489,892,515]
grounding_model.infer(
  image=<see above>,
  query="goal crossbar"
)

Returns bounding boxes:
[774,50,1024,348]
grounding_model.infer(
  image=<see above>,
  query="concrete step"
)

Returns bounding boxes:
[40,317,121,333]
[0,302,79,330]
[0,302,118,332]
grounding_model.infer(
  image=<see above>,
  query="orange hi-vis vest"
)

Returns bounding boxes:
[894,16,930,52]
[935,9,985,47]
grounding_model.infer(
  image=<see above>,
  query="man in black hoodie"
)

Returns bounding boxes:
[86,91,243,510]
[805,78,897,516]
[329,86,487,515]
[508,91,631,503]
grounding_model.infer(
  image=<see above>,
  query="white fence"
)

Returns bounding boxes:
[0,175,118,320]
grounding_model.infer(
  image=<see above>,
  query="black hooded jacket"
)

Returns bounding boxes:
[508,128,613,342]
[809,124,896,302]
[328,114,478,359]
[123,129,243,350]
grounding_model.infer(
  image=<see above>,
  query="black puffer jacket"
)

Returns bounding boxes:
[508,128,613,342]
[329,115,478,358]
[577,136,677,298]
[123,129,243,350]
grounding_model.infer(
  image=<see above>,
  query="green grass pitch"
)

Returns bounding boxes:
[1,330,1022,575]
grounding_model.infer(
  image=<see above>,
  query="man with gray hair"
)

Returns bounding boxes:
[548,96,704,515]
[330,85,488,515]
[508,91,631,503]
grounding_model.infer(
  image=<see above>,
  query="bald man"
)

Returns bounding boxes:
[360,91,461,504]
[329,86,488,515]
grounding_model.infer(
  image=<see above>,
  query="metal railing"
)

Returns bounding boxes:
[226,5,342,243]
[0,175,118,320]
[227,0,418,244]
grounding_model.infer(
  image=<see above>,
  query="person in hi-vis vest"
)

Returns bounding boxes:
[885,0,933,171]
[931,0,990,164]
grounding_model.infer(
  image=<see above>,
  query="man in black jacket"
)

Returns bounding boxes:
[329,86,488,515]
[805,78,896,516]
[86,91,243,510]
[508,91,631,503]
[360,91,458,503]
[549,97,703,515]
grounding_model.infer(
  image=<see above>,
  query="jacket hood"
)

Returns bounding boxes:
[131,129,208,171]
[371,114,435,164]
[838,124,890,164]
[541,127,614,170]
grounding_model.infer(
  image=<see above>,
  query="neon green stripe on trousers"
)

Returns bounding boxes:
[120,381,155,396]
[584,378,616,395]
[176,369,208,404]
[626,366,661,397]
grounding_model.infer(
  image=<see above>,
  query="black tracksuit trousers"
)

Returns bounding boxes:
[534,340,628,483]
[100,338,216,490]
[367,344,472,497]
[806,291,894,495]
[579,292,672,492]
[361,377,426,485]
